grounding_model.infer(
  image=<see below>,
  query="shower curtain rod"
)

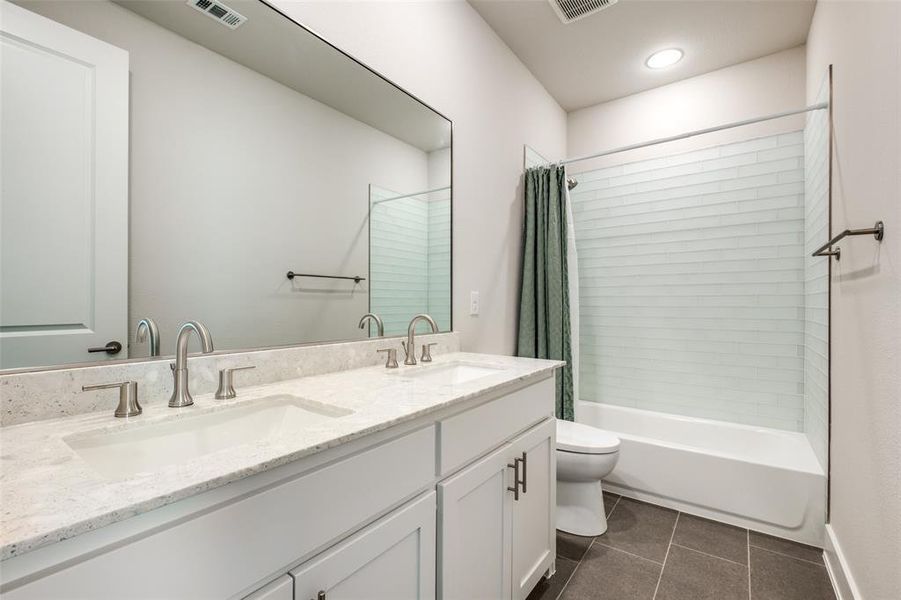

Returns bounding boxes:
[557,102,829,166]
[371,185,451,205]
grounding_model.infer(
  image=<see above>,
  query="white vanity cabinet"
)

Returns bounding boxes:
[438,417,555,600]
[1,373,557,600]
[291,491,436,600]
[245,576,294,600]
[510,419,556,600]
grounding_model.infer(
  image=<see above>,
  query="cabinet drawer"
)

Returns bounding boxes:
[4,426,436,600]
[439,376,554,475]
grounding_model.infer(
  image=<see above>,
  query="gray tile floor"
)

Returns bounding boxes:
[528,493,837,600]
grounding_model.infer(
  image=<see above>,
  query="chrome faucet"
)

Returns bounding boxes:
[402,314,439,366]
[82,380,142,418]
[168,321,214,408]
[358,313,385,337]
[135,317,161,357]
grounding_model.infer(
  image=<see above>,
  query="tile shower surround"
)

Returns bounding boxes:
[570,131,827,433]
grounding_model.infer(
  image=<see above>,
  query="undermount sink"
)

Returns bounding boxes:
[394,361,506,385]
[64,395,353,479]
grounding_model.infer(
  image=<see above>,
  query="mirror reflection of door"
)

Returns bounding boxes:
[0,1,129,369]
[1,0,452,371]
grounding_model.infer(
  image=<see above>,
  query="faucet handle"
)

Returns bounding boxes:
[82,381,142,418]
[215,366,255,400]
[420,342,438,363]
[377,348,399,369]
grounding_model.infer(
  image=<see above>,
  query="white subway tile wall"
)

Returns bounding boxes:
[571,132,809,430]
[803,86,830,469]
[427,194,452,330]
[369,186,451,336]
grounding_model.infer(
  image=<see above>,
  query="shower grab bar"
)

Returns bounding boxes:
[286,271,365,283]
[812,221,884,260]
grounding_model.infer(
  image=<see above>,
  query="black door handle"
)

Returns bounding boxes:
[88,341,122,355]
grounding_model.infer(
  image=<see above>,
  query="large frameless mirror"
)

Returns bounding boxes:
[0,0,452,371]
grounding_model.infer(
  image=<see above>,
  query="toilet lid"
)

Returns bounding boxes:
[556,419,620,454]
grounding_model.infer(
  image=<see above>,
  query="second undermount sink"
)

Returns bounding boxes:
[394,361,507,385]
[64,395,353,479]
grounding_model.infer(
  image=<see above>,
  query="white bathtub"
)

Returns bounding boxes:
[578,401,826,546]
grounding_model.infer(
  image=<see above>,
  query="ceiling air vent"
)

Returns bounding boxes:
[186,0,247,30]
[548,0,619,24]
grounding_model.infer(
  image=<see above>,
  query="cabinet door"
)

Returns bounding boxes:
[510,419,556,600]
[291,492,435,600]
[245,576,293,600]
[438,440,516,600]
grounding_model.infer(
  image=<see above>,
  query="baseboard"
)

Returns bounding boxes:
[823,524,860,600]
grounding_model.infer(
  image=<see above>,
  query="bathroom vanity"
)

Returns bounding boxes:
[0,353,562,600]
[0,2,558,597]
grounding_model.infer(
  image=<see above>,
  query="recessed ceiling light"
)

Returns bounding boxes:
[645,48,683,70]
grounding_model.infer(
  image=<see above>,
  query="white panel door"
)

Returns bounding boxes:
[438,440,515,600]
[291,492,436,600]
[0,0,128,369]
[511,419,556,600]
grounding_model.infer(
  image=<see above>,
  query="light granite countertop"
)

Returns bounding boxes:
[0,352,562,561]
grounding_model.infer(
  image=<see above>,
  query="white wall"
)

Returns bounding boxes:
[273,0,568,354]
[806,2,901,597]
[567,47,807,171]
[20,0,434,355]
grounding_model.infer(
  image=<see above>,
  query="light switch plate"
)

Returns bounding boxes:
[470,291,480,316]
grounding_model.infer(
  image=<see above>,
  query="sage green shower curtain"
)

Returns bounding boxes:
[517,166,574,421]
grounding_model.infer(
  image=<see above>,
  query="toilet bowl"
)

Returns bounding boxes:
[556,419,620,536]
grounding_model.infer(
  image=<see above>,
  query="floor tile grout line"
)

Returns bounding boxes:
[591,539,667,566]
[607,494,622,519]
[551,557,581,600]
[748,529,752,600]
[749,544,828,567]
[554,532,598,600]
[553,501,618,600]
[552,494,655,600]
[651,511,680,600]
[669,542,750,568]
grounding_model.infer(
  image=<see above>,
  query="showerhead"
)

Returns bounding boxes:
[567,178,579,191]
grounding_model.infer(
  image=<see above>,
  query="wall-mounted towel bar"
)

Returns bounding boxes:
[286,271,365,283]
[812,221,884,260]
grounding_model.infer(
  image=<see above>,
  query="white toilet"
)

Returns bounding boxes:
[555,419,621,536]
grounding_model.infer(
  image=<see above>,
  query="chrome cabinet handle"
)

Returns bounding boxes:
[520,451,528,494]
[507,457,523,501]
[87,341,122,354]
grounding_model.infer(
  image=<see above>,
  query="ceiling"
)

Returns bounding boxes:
[469,0,816,111]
